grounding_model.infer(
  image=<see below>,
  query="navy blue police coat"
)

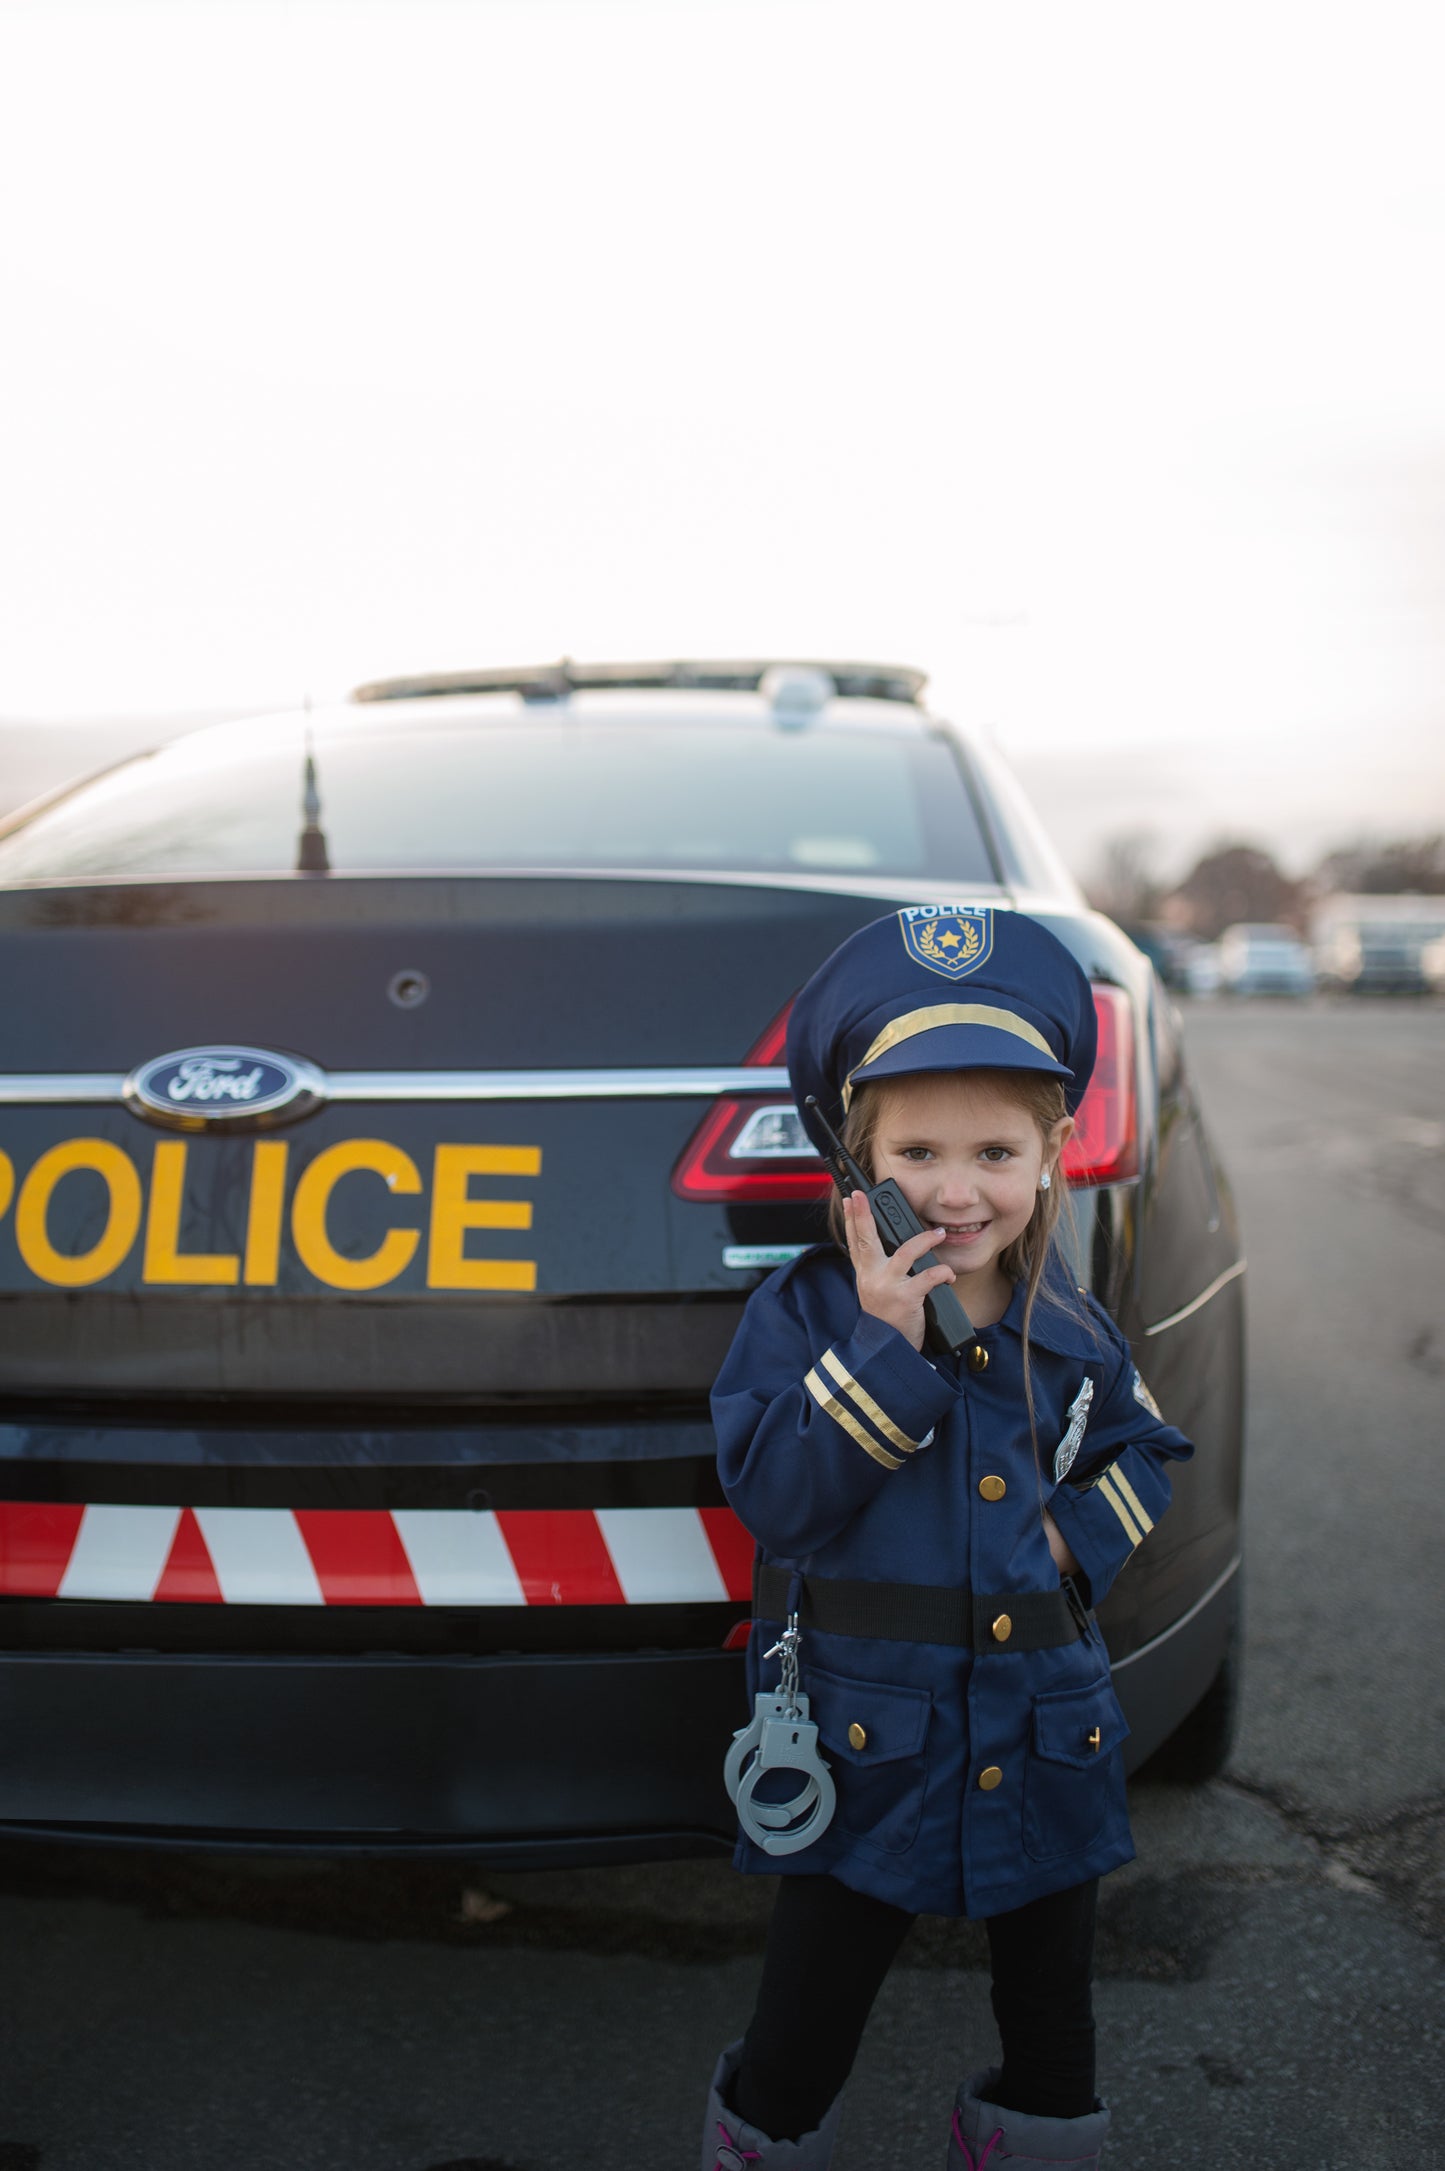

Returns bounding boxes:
[713,1243,1194,1919]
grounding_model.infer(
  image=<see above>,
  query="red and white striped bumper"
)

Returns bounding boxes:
[0,1501,755,1608]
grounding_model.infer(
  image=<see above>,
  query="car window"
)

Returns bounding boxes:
[0,722,997,885]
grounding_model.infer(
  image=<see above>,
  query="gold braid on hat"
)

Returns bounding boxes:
[841,1003,1056,1110]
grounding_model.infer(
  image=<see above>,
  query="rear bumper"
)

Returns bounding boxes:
[0,1563,1241,1859]
[0,1643,746,1855]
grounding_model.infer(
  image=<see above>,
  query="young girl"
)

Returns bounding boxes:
[701,907,1193,2171]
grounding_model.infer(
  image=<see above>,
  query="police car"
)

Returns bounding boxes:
[0,661,1244,1856]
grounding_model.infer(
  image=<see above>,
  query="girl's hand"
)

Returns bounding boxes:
[842,1188,956,1353]
[1042,1508,1080,1577]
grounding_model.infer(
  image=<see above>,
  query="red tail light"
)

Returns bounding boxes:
[670,1093,833,1202]
[742,1007,790,1066]
[674,985,1140,1203]
[1061,986,1139,1185]
[671,1001,831,1204]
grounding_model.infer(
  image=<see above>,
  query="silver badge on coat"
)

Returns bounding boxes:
[1052,1377,1094,1483]
[1132,1367,1163,1420]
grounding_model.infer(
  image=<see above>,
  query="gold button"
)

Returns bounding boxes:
[992,1613,1013,1643]
[978,1765,1003,1791]
[848,1722,867,1751]
[979,1475,1007,1502]
[1087,1727,1102,1752]
[968,1344,990,1374]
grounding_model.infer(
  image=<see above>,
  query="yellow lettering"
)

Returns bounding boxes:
[143,1140,241,1284]
[427,1144,540,1290]
[243,1140,289,1285]
[15,1138,143,1287]
[10,1132,546,1296]
[291,1139,421,1290]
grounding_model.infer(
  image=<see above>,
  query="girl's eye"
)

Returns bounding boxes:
[899,1146,933,1162]
[981,1147,1012,1163]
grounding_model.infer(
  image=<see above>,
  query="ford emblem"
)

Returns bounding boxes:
[123,1046,327,1131]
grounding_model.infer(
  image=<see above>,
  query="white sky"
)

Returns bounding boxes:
[2,0,1444,882]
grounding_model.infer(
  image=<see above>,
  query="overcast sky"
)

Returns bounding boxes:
[2,0,1443,883]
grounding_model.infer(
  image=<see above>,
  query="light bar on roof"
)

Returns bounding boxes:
[350,659,929,706]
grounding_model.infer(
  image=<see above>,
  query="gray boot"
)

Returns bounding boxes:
[701,2039,844,2170]
[947,2067,1109,2170]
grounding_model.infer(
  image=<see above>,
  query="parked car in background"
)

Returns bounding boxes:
[0,659,1246,1859]
[1218,923,1314,997]
[1316,921,1428,995]
[1179,941,1223,998]
[1311,894,1445,996]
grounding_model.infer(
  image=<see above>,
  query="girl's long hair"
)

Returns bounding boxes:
[826,1068,1086,1468]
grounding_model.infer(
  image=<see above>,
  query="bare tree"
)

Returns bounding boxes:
[1086,831,1163,925]
[1314,834,1445,895]
[1164,842,1304,941]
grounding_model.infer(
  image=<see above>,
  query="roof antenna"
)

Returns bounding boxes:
[296,699,332,874]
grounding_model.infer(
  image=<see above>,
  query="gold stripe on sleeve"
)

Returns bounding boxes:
[818,1347,921,1454]
[804,1368,904,1471]
[1109,1465,1154,1535]
[1097,1469,1143,1548]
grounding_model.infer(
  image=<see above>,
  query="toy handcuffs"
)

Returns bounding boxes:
[723,1612,836,1855]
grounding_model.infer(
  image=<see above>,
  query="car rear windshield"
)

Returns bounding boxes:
[0,720,997,885]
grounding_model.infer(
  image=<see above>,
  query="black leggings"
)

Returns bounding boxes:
[732,1873,1098,2142]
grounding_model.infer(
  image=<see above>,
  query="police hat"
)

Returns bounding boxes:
[787,905,1097,1154]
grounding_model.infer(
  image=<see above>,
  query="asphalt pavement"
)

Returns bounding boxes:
[2,998,1442,2171]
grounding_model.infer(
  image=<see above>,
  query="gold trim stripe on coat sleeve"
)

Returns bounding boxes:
[1108,1464,1154,1535]
[804,1369,904,1471]
[818,1347,921,1454]
[1097,1469,1143,1547]
[842,1004,1056,1107]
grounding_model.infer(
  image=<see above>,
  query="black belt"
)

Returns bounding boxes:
[753,1562,1093,1653]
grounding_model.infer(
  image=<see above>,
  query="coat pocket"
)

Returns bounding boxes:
[1022,1676,1131,1863]
[806,1665,933,1856]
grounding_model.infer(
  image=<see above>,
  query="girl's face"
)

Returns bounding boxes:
[869,1070,1074,1308]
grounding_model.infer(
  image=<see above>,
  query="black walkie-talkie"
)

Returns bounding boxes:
[806,1097,980,1361]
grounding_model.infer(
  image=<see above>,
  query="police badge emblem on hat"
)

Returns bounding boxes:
[1052,1377,1094,1483]
[898,903,994,980]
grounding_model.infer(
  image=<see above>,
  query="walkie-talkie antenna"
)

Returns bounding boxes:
[805,1095,870,1195]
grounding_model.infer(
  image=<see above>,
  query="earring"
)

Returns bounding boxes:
[1039,1170,1052,1191]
